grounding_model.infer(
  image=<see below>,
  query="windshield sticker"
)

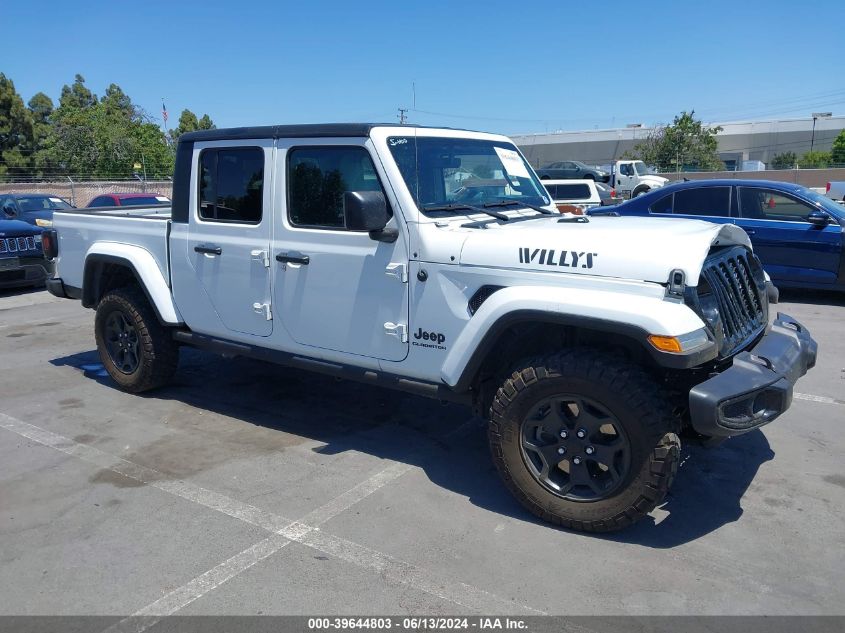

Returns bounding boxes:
[494,147,531,179]
[49,197,63,203]
[519,247,598,269]
[389,137,409,147]
[155,196,169,202]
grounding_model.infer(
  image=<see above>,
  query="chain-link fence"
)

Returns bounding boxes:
[0,179,173,208]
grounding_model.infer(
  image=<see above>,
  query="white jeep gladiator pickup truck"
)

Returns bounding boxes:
[43,123,817,532]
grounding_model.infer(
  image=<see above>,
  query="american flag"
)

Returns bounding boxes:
[162,101,168,123]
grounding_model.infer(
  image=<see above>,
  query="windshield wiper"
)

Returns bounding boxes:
[422,203,509,221]
[483,200,554,215]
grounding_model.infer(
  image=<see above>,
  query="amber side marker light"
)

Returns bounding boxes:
[647,335,684,353]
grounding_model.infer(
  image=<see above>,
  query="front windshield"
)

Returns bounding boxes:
[387,136,550,213]
[19,196,72,211]
[633,161,653,176]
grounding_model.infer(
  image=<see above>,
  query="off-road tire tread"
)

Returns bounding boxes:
[489,348,680,533]
[95,286,179,393]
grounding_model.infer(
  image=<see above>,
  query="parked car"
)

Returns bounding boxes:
[44,123,817,532]
[594,182,625,206]
[535,160,609,182]
[87,193,171,208]
[826,181,845,203]
[598,160,668,198]
[592,179,845,292]
[542,179,601,213]
[0,218,52,289]
[1,193,74,228]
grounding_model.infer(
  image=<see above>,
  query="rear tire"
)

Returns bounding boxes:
[95,286,179,393]
[632,187,650,198]
[488,349,680,532]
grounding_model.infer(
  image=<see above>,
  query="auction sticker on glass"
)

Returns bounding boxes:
[494,146,531,179]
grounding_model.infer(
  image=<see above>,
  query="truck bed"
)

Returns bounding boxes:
[53,206,172,292]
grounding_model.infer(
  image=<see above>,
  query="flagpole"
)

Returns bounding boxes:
[162,99,170,144]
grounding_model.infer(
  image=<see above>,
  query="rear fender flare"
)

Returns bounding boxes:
[82,243,183,325]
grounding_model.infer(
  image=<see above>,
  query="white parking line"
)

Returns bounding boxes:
[795,392,844,406]
[0,414,543,624]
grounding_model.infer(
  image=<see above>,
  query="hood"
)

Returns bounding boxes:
[0,219,41,236]
[641,175,668,186]
[459,215,751,284]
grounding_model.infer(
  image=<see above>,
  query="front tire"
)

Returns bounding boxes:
[95,286,179,393]
[488,349,680,532]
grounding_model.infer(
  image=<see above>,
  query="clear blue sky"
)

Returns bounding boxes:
[5,0,844,135]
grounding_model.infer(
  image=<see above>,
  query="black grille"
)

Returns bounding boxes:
[468,285,503,315]
[697,247,766,355]
[0,236,37,254]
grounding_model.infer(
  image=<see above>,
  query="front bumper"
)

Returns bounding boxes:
[688,313,817,437]
[0,257,52,289]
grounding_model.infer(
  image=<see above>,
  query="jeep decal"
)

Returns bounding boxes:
[412,328,447,350]
[518,248,598,269]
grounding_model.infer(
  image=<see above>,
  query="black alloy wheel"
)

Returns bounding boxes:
[103,310,141,374]
[520,394,631,501]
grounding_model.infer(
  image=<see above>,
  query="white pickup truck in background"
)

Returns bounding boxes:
[826,181,845,203]
[42,123,817,532]
[600,160,668,198]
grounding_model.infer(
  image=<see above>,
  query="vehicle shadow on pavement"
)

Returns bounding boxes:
[51,348,773,546]
[602,430,774,548]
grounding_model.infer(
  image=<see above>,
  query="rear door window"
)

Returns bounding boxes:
[198,147,264,224]
[672,187,731,216]
[650,193,673,213]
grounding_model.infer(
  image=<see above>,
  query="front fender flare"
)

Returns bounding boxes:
[83,243,183,325]
[441,285,710,391]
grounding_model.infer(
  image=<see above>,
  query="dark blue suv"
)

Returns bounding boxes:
[592,179,845,292]
[0,218,52,289]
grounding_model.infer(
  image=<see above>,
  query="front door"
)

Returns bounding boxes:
[736,186,842,285]
[272,140,409,362]
[614,163,637,193]
[182,142,274,337]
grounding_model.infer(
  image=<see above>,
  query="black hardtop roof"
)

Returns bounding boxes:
[179,123,481,143]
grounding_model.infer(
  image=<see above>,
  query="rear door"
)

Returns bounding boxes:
[179,141,274,338]
[668,185,734,225]
[736,186,842,285]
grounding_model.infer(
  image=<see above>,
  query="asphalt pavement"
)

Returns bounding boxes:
[1,287,843,618]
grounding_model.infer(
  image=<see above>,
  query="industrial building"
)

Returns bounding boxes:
[513,115,845,170]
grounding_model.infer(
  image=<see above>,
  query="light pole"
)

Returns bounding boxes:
[810,112,832,153]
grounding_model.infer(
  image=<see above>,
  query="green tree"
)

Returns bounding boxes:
[27,92,56,179]
[42,77,174,179]
[628,111,723,172]
[830,129,845,166]
[169,109,216,142]
[0,73,34,180]
[798,151,831,169]
[100,83,134,119]
[59,74,96,110]
[770,151,797,170]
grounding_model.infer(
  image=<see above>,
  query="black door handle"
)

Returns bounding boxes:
[194,244,222,255]
[276,252,310,265]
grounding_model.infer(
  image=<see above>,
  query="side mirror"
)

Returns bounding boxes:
[2,203,17,218]
[344,191,396,242]
[807,210,831,227]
